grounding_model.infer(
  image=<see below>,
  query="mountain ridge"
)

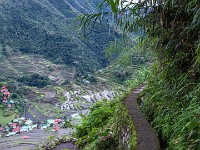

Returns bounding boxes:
[0,0,117,74]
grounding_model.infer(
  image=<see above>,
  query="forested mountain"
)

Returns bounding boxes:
[0,0,118,73]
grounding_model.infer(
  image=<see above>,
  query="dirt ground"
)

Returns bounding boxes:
[0,129,53,150]
[0,128,73,150]
[125,84,160,150]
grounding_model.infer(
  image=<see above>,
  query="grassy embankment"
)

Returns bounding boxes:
[0,105,15,125]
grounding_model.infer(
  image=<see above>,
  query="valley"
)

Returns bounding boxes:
[0,1,123,149]
[0,0,117,73]
[0,52,141,150]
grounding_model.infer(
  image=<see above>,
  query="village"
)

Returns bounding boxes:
[0,85,63,138]
[0,81,116,139]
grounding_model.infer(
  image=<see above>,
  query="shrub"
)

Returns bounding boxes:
[142,69,200,150]
[17,73,50,88]
[62,120,73,128]
[75,100,118,148]
[11,93,18,99]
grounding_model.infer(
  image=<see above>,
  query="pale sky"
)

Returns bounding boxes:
[123,0,140,3]
[120,0,141,8]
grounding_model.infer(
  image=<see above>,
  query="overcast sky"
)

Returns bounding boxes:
[122,0,141,6]
[120,0,140,8]
[123,0,140,3]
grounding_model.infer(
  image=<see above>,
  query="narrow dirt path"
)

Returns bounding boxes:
[125,84,160,150]
[0,129,74,150]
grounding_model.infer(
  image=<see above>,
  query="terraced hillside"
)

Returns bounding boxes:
[0,53,75,85]
[0,63,138,150]
[23,76,124,123]
[0,0,117,73]
[0,53,138,124]
[21,63,140,123]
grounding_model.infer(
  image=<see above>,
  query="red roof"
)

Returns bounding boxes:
[54,126,59,131]
[55,119,61,122]
[23,136,29,139]
[13,126,20,132]
[11,123,18,126]
[54,121,58,125]
[4,91,10,95]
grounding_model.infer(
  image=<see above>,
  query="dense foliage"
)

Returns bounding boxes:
[0,82,25,125]
[17,74,50,88]
[0,0,118,74]
[75,99,137,150]
[80,0,200,149]
[143,68,200,150]
[76,100,118,149]
[105,38,151,83]
[74,67,149,150]
[105,39,150,66]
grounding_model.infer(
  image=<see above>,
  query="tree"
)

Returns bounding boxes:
[17,74,50,88]
[2,46,8,56]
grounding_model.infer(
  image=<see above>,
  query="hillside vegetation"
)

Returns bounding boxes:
[0,52,75,85]
[73,37,151,150]
[0,0,118,73]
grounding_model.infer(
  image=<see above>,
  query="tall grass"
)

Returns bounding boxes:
[142,64,200,150]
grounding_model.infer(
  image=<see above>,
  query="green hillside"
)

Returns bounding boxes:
[0,0,117,74]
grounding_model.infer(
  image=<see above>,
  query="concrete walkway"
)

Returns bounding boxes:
[125,84,160,150]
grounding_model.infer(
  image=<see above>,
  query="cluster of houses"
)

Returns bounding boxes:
[0,85,65,138]
[0,117,62,137]
[0,85,14,108]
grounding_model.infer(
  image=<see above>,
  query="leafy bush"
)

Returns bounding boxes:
[85,75,97,83]
[75,97,137,150]
[17,74,50,88]
[16,86,29,95]
[95,135,117,150]
[14,98,25,114]
[11,93,18,99]
[62,120,73,128]
[75,100,118,149]
[113,70,131,82]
